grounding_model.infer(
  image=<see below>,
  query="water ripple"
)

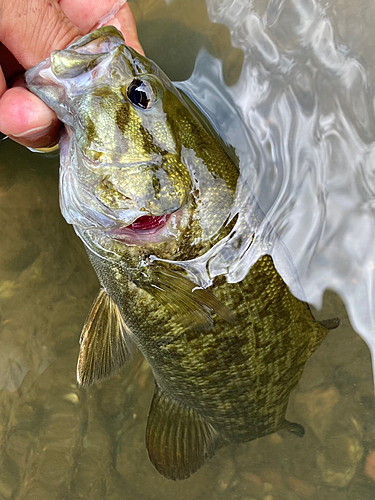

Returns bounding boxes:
[177,0,375,364]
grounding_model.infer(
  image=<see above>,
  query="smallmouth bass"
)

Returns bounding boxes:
[26,27,338,480]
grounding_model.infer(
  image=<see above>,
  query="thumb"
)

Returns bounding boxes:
[0,0,82,69]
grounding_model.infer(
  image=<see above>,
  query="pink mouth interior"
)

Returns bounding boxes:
[108,214,173,242]
[126,214,170,231]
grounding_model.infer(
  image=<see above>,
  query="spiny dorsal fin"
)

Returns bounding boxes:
[146,385,220,480]
[145,266,234,330]
[77,288,132,387]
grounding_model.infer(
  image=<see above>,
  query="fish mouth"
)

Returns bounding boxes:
[108,213,176,245]
[125,214,171,232]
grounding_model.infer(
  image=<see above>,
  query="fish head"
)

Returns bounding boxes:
[26,27,236,258]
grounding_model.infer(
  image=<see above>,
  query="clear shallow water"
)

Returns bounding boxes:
[1,0,375,498]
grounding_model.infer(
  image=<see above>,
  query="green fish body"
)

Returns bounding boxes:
[26,27,337,480]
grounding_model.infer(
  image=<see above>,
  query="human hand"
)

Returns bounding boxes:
[0,0,144,149]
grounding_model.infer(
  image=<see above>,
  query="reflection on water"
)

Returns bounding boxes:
[0,0,375,498]
[178,0,375,364]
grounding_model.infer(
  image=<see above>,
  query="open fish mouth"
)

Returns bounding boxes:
[108,213,177,245]
[126,214,171,232]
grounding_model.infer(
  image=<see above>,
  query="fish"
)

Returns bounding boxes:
[25,26,339,481]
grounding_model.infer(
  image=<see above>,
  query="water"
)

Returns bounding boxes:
[1,0,375,498]
[174,0,375,361]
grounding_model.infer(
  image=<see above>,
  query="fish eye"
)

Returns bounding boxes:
[124,77,161,109]
[127,79,149,108]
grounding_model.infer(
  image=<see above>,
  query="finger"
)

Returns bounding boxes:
[58,0,121,34]
[0,0,82,69]
[0,86,60,148]
[103,3,145,55]
[59,0,144,54]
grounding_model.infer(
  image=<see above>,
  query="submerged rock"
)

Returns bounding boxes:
[364,450,375,482]
[294,386,341,441]
[316,415,363,488]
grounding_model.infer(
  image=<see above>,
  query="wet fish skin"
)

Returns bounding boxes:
[25,27,334,481]
[89,249,326,439]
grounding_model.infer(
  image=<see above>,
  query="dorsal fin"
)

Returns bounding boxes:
[77,289,132,387]
[144,266,234,330]
[146,385,220,480]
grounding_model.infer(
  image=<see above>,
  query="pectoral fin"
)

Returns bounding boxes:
[145,266,234,330]
[146,385,220,480]
[77,289,132,387]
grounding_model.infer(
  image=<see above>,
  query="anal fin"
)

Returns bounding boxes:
[77,288,132,387]
[146,385,220,480]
